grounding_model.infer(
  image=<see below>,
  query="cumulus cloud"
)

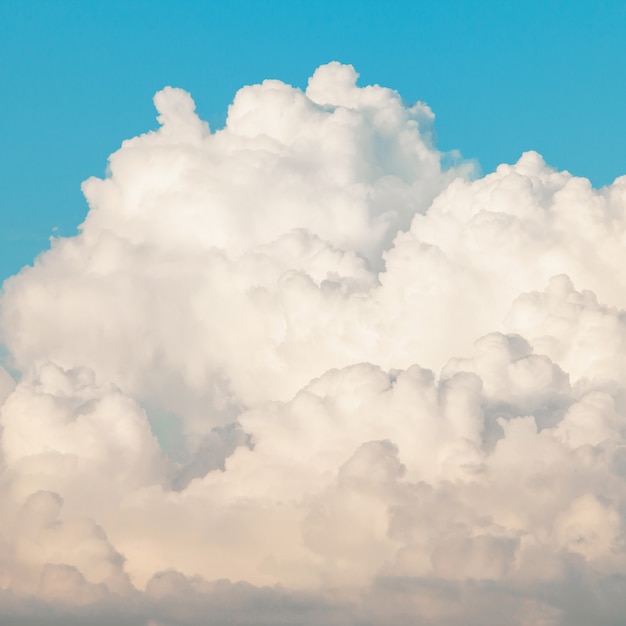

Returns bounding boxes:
[1,62,626,624]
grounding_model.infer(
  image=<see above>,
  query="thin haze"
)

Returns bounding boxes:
[0,62,626,624]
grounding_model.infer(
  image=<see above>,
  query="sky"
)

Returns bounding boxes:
[2,2,626,625]
[2,0,626,279]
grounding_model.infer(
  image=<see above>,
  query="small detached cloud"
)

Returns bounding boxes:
[1,63,626,624]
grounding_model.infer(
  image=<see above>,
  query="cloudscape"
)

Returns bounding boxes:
[2,63,626,625]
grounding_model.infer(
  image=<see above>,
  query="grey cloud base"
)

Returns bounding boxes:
[2,572,626,626]
[1,63,626,625]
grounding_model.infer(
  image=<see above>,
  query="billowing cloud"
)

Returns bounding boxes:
[1,62,626,624]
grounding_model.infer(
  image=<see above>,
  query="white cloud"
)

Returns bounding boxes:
[1,63,626,624]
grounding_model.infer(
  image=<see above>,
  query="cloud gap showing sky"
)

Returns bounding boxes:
[1,63,626,625]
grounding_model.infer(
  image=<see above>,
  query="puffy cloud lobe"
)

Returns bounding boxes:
[0,63,464,433]
[1,63,626,624]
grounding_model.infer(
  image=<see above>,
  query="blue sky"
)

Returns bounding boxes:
[1,0,625,281]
